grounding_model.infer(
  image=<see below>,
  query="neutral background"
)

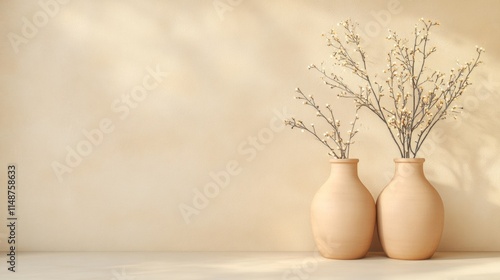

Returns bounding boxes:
[0,0,499,252]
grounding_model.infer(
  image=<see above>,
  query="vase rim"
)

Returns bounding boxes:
[329,158,359,163]
[394,158,425,163]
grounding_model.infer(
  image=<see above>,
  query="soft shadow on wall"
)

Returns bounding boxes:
[429,66,500,251]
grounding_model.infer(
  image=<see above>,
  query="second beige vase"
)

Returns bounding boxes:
[377,158,444,260]
[311,159,376,259]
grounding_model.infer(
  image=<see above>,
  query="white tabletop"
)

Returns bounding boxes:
[1,252,499,279]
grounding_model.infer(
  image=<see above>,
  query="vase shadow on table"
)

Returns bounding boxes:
[430,252,500,261]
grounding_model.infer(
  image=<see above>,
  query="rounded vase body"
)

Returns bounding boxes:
[377,158,444,260]
[310,159,376,259]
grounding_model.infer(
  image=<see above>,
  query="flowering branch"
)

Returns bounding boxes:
[285,88,359,159]
[312,18,484,158]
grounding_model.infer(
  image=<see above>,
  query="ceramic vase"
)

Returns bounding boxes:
[310,159,376,259]
[377,158,444,260]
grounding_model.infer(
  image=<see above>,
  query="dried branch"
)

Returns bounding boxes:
[314,18,483,158]
[285,88,360,159]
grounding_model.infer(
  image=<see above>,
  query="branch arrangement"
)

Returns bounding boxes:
[311,18,484,158]
[285,88,359,159]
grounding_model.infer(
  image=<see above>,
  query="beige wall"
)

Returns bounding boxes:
[0,0,499,251]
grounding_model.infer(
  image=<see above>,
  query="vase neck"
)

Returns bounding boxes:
[329,159,359,177]
[393,158,425,178]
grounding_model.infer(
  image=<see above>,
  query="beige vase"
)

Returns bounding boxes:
[377,158,444,260]
[311,159,376,259]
